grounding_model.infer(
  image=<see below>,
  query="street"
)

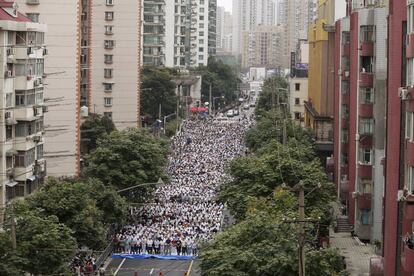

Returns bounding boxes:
[107,258,201,276]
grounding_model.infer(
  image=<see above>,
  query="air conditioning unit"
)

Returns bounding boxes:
[42,105,48,113]
[6,47,14,57]
[43,48,48,56]
[345,71,350,77]
[4,70,12,78]
[33,135,42,143]
[399,87,410,100]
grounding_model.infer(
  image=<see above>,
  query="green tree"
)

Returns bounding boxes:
[141,67,177,120]
[200,189,346,276]
[257,76,289,112]
[27,178,127,249]
[83,128,169,202]
[0,200,77,275]
[81,114,116,154]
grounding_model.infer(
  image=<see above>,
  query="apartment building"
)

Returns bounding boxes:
[0,0,47,210]
[165,0,217,68]
[333,0,387,243]
[241,25,286,69]
[232,0,276,55]
[16,0,81,178]
[89,0,142,129]
[143,0,165,67]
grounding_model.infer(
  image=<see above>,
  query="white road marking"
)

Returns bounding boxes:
[150,268,154,274]
[114,258,126,276]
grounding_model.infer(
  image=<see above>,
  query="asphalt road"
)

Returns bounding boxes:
[107,258,201,276]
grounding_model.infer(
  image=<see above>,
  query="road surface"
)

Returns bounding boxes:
[107,258,201,276]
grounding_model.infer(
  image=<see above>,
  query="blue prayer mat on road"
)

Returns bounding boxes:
[112,254,196,260]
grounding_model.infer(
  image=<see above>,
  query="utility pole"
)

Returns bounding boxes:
[298,184,305,276]
[11,205,16,250]
[209,83,212,115]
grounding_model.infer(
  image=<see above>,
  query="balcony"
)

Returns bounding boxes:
[360,72,374,87]
[340,180,350,194]
[359,103,373,118]
[357,193,372,210]
[360,41,374,56]
[326,157,334,173]
[402,238,414,273]
[358,164,372,179]
[342,43,350,56]
[341,118,349,129]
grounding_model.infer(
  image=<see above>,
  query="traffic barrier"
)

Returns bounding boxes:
[112,254,196,261]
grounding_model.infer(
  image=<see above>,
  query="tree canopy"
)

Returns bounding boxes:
[81,113,116,154]
[257,76,289,112]
[83,128,169,202]
[141,67,177,120]
[0,200,77,275]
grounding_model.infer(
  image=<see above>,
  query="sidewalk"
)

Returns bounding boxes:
[330,229,378,276]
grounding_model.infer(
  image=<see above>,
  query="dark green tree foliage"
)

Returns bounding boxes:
[26,178,127,249]
[141,67,177,119]
[81,114,116,154]
[257,76,289,112]
[0,200,77,275]
[192,58,240,104]
[83,128,169,202]
[200,190,347,276]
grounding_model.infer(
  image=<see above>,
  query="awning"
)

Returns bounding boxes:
[6,149,18,157]
[5,180,18,187]
[27,175,36,181]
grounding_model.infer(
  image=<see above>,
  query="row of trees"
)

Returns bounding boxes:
[199,77,348,275]
[140,58,240,122]
[1,123,169,275]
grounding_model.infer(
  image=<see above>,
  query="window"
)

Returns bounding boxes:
[199,31,204,37]
[104,82,113,92]
[360,180,372,194]
[295,98,300,105]
[15,90,35,107]
[104,97,113,107]
[105,54,113,64]
[406,112,414,140]
[105,25,113,35]
[6,125,13,140]
[295,83,300,91]
[359,118,373,134]
[199,55,204,60]
[15,148,35,167]
[36,144,43,160]
[360,210,370,225]
[199,47,204,52]
[199,7,204,13]
[199,23,204,28]
[408,166,414,193]
[199,16,204,20]
[342,31,350,44]
[6,93,13,107]
[359,148,372,165]
[341,154,348,166]
[360,25,374,43]
[105,12,114,21]
[26,13,39,22]
[106,0,114,5]
[341,130,348,143]
[104,112,113,120]
[104,40,115,49]
[294,112,301,120]
[199,39,204,44]
[26,0,40,4]
[104,69,113,78]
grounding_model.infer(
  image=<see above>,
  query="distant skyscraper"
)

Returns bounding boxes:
[232,0,276,55]
[217,6,232,52]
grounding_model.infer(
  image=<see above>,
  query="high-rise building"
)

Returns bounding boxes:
[217,6,232,53]
[232,0,276,55]
[165,0,217,68]
[216,6,224,50]
[89,0,142,129]
[16,0,82,178]
[241,25,287,69]
[142,0,166,67]
[333,0,388,244]
[0,0,47,209]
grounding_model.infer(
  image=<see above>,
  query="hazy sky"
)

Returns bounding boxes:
[218,0,232,12]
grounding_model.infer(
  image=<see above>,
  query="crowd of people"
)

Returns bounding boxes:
[114,114,254,256]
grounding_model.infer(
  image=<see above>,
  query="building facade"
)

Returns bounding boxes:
[216,6,232,52]
[241,25,286,69]
[143,0,166,67]
[232,0,276,55]
[165,0,217,68]
[16,0,81,178]
[333,1,387,243]
[0,0,47,210]
[89,0,142,129]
